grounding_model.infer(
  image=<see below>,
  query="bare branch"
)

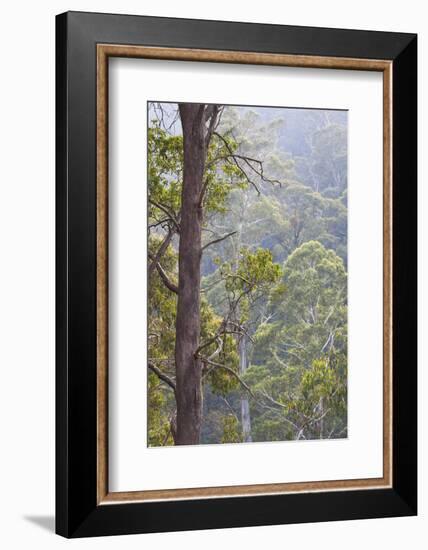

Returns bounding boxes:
[161,410,177,446]
[199,351,307,438]
[211,131,284,192]
[208,337,223,362]
[320,329,336,354]
[199,356,303,437]
[198,177,211,206]
[220,396,240,423]
[149,199,180,232]
[259,389,289,410]
[202,231,237,251]
[196,328,243,358]
[148,229,175,276]
[148,252,179,294]
[148,362,176,391]
[200,356,258,399]
[148,218,175,231]
[201,276,226,293]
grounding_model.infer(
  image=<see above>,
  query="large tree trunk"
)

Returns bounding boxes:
[174,105,207,445]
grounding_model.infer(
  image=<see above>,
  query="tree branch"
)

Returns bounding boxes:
[149,199,180,232]
[202,231,237,251]
[201,276,226,293]
[148,229,175,276]
[199,356,258,399]
[220,396,240,423]
[200,355,304,437]
[204,105,222,147]
[148,252,179,294]
[148,362,176,391]
[211,131,284,192]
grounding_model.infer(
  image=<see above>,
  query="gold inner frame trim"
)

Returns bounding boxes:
[96,44,393,505]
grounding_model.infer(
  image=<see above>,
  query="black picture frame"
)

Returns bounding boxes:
[56,10,417,538]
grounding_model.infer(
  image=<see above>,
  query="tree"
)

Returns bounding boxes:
[248,241,347,440]
[148,103,282,445]
[147,103,348,446]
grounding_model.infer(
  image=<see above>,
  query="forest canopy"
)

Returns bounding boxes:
[147,102,348,446]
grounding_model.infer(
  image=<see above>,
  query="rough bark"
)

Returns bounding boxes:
[174,105,207,445]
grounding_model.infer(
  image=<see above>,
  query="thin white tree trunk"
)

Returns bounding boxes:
[234,195,252,443]
[319,396,324,439]
[239,334,252,442]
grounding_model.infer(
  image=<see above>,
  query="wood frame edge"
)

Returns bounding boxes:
[97,45,109,504]
[96,43,393,504]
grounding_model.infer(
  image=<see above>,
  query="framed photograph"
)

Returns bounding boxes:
[56,11,417,538]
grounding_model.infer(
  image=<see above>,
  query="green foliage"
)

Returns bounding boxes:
[280,240,347,327]
[219,247,282,322]
[252,414,294,442]
[148,372,175,447]
[250,241,348,439]
[148,123,183,216]
[203,132,249,214]
[147,103,348,445]
[221,415,243,444]
[147,236,178,446]
[148,235,177,361]
[207,334,240,396]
